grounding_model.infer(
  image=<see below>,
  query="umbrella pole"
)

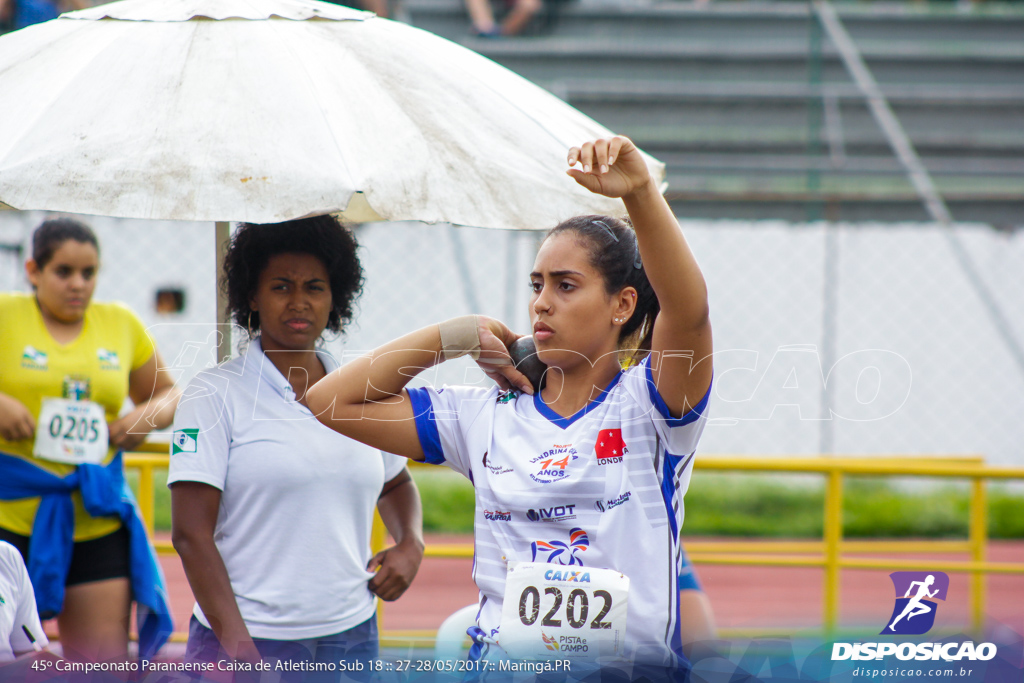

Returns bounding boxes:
[215,221,231,363]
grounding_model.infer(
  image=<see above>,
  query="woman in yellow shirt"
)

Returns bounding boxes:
[0,218,179,661]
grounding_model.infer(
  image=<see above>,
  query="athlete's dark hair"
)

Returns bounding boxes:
[224,216,364,336]
[32,218,99,269]
[545,214,659,358]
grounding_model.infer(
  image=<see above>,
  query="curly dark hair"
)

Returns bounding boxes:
[223,216,364,336]
[32,218,99,268]
[545,214,660,358]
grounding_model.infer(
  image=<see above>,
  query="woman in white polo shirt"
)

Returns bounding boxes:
[169,217,424,678]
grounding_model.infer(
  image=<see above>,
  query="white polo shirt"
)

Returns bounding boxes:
[168,340,406,640]
[0,541,48,662]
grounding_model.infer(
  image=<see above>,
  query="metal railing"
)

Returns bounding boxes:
[125,447,1024,642]
[686,455,1024,634]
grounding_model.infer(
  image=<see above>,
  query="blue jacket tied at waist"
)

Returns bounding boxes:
[0,451,173,659]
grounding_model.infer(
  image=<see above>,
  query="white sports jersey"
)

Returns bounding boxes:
[407,356,710,668]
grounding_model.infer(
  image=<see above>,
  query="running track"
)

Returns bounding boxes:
[143,535,1024,642]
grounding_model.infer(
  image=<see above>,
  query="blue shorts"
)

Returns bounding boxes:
[185,614,378,683]
[678,546,703,592]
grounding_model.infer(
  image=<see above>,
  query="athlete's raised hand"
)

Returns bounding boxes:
[566,136,654,199]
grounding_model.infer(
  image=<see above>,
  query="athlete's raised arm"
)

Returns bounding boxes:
[567,136,712,418]
[307,317,532,460]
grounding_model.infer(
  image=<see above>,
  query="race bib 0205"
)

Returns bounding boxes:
[33,399,109,465]
[499,561,629,661]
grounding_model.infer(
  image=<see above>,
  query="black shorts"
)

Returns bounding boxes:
[0,525,131,586]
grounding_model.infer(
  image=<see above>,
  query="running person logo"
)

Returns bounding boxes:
[531,528,589,565]
[882,571,949,635]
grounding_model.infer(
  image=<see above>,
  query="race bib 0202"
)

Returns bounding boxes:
[499,561,629,661]
[33,399,109,465]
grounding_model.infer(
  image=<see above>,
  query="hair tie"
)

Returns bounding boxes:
[591,219,642,270]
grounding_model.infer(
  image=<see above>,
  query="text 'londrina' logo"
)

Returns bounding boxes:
[883,571,949,635]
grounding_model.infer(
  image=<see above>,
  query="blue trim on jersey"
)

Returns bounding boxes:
[671,598,685,659]
[532,371,623,429]
[660,451,686,538]
[407,388,446,465]
[643,357,713,427]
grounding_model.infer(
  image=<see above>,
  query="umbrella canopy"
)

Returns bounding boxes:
[0,0,664,229]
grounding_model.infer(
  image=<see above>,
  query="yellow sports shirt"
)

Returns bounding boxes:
[0,293,156,541]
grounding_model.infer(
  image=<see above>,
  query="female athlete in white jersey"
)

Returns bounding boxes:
[309,136,713,679]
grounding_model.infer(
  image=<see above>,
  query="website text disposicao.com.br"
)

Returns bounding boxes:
[850,666,981,679]
[836,641,997,680]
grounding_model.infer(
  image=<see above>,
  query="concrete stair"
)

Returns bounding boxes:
[406,0,1024,225]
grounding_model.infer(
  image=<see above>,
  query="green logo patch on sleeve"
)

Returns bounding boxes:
[172,429,199,455]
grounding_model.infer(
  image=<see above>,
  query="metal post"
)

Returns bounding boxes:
[969,477,988,635]
[805,2,824,222]
[818,223,838,454]
[138,463,154,532]
[823,469,843,633]
[215,221,232,363]
[372,510,387,629]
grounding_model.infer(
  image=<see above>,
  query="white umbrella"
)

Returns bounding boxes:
[0,0,664,229]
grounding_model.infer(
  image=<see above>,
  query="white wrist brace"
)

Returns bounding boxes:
[438,315,482,361]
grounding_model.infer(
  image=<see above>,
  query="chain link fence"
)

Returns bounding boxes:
[2,210,1022,465]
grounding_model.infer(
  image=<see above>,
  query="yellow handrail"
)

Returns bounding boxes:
[124,451,1024,642]
[822,469,843,631]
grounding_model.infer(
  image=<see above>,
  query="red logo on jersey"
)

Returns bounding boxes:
[595,429,626,465]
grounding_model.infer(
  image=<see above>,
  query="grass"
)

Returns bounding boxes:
[410,469,477,535]
[681,474,988,538]
[685,474,1024,539]
[131,469,1024,539]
